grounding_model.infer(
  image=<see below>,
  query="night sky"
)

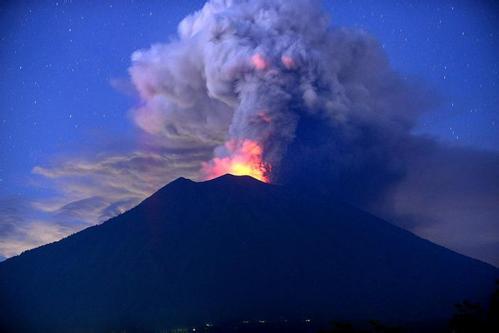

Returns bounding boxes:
[0,1,498,264]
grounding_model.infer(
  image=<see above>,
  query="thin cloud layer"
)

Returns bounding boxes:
[0,148,210,259]
[378,142,499,266]
[0,197,80,258]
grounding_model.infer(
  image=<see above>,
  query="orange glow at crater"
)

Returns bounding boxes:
[251,53,268,70]
[202,139,270,183]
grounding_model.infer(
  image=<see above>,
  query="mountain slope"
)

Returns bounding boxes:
[0,175,497,332]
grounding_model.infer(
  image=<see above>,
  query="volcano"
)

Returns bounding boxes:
[0,175,497,332]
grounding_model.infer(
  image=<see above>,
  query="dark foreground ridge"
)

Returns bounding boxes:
[0,174,497,332]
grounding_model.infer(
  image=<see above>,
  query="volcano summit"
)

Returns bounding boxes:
[0,175,496,332]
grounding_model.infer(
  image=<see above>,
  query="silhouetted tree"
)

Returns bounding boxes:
[318,320,404,333]
[449,280,499,333]
[449,300,485,332]
[486,280,499,331]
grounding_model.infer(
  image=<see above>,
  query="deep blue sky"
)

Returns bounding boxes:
[0,0,498,264]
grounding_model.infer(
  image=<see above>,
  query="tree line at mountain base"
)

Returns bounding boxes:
[157,280,499,333]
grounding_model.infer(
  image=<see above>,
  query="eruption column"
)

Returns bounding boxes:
[202,139,270,182]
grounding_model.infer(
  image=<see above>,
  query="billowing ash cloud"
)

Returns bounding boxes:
[124,0,499,265]
[130,0,433,190]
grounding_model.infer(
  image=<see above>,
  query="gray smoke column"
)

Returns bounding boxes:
[129,0,432,185]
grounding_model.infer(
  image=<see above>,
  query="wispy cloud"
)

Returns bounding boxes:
[0,148,212,260]
[32,149,209,199]
[0,196,81,258]
[0,219,76,259]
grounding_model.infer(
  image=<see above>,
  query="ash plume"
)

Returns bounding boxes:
[130,0,434,199]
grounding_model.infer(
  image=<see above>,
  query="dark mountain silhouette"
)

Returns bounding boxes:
[0,175,497,332]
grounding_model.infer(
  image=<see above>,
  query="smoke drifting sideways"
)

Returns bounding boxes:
[129,0,435,203]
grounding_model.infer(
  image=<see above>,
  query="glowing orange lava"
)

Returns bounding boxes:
[202,139,270,183]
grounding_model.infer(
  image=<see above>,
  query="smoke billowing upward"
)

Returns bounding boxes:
[130,0,434,200]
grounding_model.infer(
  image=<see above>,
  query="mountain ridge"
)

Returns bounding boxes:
[0,174,497,332]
